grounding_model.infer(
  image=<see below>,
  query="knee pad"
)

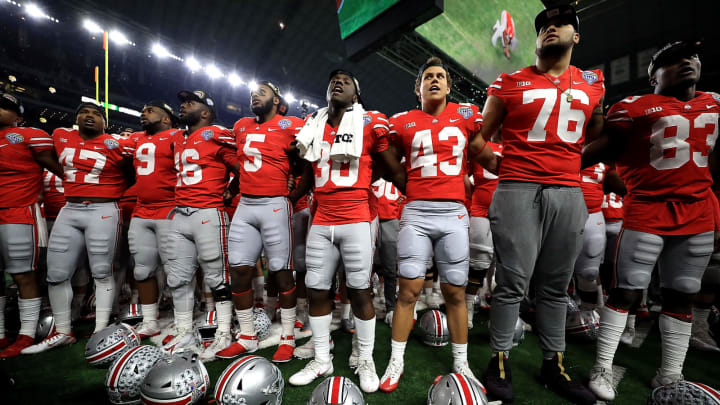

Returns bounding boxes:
[441,268,468,287]
[345,271,370,290]
[211,283,232,301]
[134,265,156,282]
[469,253,492,272]
[670,276,701,294]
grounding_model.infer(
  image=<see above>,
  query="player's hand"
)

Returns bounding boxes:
[287,175,296,192]
[223,189,234,207]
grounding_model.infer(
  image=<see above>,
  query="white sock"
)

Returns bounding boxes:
[0,296,5,339]
[452,342,468,365]
[215,300,233,333]
[18,297,42,337]
[141,303,159,326]
[626,314,636,330]
[465,293,475,311]
[659,314,691,377]
[341,303,352,320]
[355,316,376,360]
[595,305,628,369]
[390,339,406,363]
[48,281,73,335]
[253,276,265,301]
[174,309,194,332]
[433,280,440,293]
[94,276,115,332]
[235,308,256,337]
[280,306,296,338]
[309,314,332,363]
[424,287,433,297]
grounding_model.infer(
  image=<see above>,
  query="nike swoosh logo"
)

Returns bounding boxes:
[268,128,280,131]
[449,118,461,122]
[201,220,210,224]
[707,105,716,109]
[573,81,584,85]
[273,208,282,212]
[194,141,202,144]
[457,214,466,219]
[158,137,168,140]
[101,216,112,219]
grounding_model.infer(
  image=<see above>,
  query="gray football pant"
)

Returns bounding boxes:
[374,218,399,311]
[489,181,587,353]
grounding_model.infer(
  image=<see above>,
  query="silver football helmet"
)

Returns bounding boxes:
[566,309,600,341]
[36,310,55,342]
[427,373,489,405]
[119,304,143,327]
[648,381,720,404]
[140,351,210,405]
[214,355,284,405]
[85,322,141,367]
[513,317,526,347]
[105,345,167,405]
[196,310,218,347]
[253,308,272,341]
[308,376,365,405]
[418,310,450,347]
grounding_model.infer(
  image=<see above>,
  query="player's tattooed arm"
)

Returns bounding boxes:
[374,147,406,195]
[34,149,64,178]
[288,160,313,205]
[585,98,605,143]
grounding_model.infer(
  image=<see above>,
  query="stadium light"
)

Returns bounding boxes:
[206,64,223,79]
[285,93,296,103]
[310,103,319,109]
[228,73,243,87]
[24,3,43,18]
[186,57,201,72]
[110,30,134,46]
[48,86,56,94]
[249,80,258,91]
[83,19,104,34]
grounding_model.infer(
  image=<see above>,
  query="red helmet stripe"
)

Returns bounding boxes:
[691,382,720,403]
[451,373,474,405]
[214,355,259,401]
[330,376,343,403]
[433,310,442,336]
[88,339,126,363]
[108,345,142,387]
[208,311,215,324]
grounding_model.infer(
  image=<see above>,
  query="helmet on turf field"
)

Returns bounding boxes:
[427,373,489,405]
[648,381,720,404]
[214,355,284,405]
[119,304,143,326]
[565,295,580,314]
[253,308,272,340]
[418,310,450,347]
[85,322,141,367]
[566,309,600,341]
[308,376,365,405]
[513,317,526,347]
[105,345,167,405]
[36,310,55,342]
[196,310,218,347]
[140,351,210,405]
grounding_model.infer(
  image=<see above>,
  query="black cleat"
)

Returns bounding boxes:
[483,352,514,403]
[540,352,596,405]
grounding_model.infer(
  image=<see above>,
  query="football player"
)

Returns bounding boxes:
[469,5,603,403]
[288,70,404,392]
[161,90,237,359]
[371,177,402,324]
[0,92,63,357]
[585,40,719,400]
[24,102,136,354]
[123,101,179,338]
[216,82,304,362]
[380,56,496,392]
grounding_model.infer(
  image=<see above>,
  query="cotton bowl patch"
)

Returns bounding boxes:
[5,133,24,144]
[201,129,214,141]
[363,115,372,126]
[582,71,599,85]
[457,106,473,119]
[104,139,119,149]
[278,119,292,129]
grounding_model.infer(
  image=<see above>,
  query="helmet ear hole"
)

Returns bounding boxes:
[161,381,171,388]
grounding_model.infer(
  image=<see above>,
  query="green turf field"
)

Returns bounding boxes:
[337,0,402,39]
[3,309,720,404]
[415,0,545,85]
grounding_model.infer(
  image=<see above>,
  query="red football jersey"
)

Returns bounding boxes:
[470,142,503,217]
[120,184,137,222]
[488,66,605,186]
[389,102,482,203]
[580,163,608,213]
[234,114,304,197]
[42,170,65,220]
[172,125,237,209]
[607,91,719,234]
[124,129,178,219]
[371,178,401,220]
[293,176,310,212]
[309,110,389,225]
[53,128,131,199]
[601,193,623,223]
[0,127,53,212]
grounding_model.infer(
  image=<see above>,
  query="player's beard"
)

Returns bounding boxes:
[178,110,201,127]
[251,98,273,117]
[142,119,163,135]
[536,37,574,59]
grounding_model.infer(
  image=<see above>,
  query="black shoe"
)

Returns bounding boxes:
[540,353,596,405]
[483,352,514,403]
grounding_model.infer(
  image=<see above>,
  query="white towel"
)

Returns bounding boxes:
[296,103,365,163]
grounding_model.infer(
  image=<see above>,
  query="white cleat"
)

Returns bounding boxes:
[161,329,199,355]
[384,310,394,327]
[355,358,380,393]
[199,331,232,362]
[379,357,404,392]
[288,359,334,386]
[588,366,616,401]
[293,337,334,360]
[21,331,76,354]
[348,334,359,368]
[650,370,684,389]
[134,321,161,339]
[452,360,481,388]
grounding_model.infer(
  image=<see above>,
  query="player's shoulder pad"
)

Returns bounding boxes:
[705,91,720,105]
[390,111,409,120]
[233,117,253,131]
[52,127,75,136]
[212,124,230,132]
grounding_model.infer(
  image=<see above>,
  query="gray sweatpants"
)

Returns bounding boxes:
[489,181,587,353]
[374,218,399,311]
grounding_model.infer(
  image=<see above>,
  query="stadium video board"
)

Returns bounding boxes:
[337,0,403,40]
[415,0,545,85]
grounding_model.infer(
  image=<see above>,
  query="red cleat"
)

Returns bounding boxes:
[0,337,10,350]
[272,336,295,363]
[0,335,34,358]
[636,304,651,320]
[216,334,258,359]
